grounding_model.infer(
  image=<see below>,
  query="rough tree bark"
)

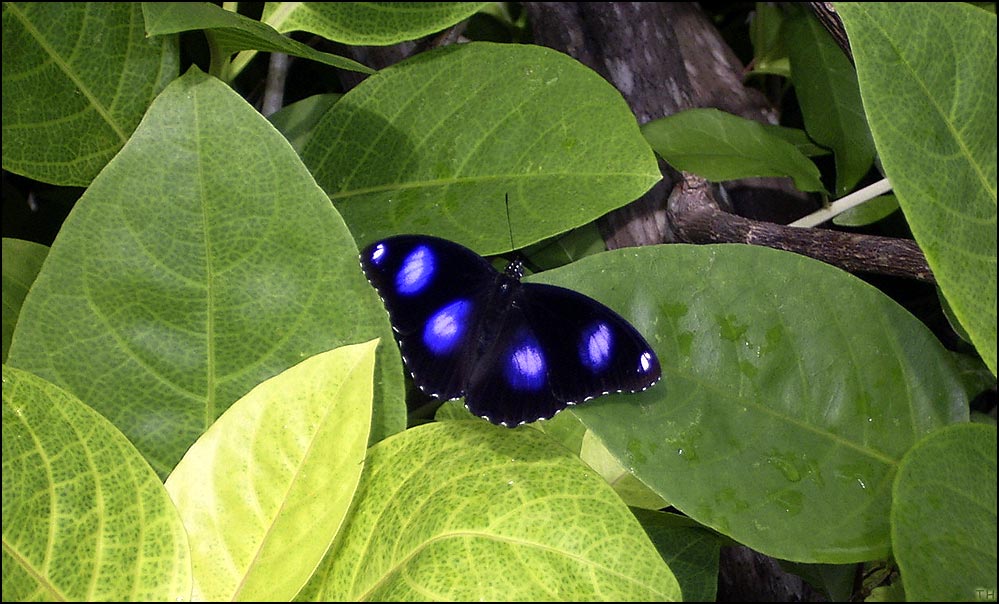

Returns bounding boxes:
[522,1,931,286]
[522,2,690,247]
[670,173,933,283]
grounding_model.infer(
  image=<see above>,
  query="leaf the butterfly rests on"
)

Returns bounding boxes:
[360,235,661,426]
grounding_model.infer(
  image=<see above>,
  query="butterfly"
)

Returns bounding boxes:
[360,235,661,426]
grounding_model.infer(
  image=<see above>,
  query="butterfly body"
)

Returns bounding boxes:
[360,235,661,426]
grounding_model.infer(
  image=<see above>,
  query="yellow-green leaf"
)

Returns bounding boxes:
[262,2,489,46]
[165,340,377,601]
[6,68,405,477]
[2,366,191,601]
[299,421,682,601]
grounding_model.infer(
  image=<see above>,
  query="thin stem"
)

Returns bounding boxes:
[789,178,894,228]
[219,3,249,80]
[205,30,230,81]
[229,49,259,80]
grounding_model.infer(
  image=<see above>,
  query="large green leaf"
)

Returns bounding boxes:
[6,68,405,478]
[2,366,191,601]
[892,423,997,601]
[268,93,342,154]
[785,8,875,196]
[1,3,179,185]
[531,244,967,563]
[297,421,682,601]
[165,341,377,601]
[1,239,48,363]
[301,42,661,254]
[262,2,489,45]
[630,508,721,603]
[837,3,997,375]
[142,2,373,77]
[641,108,826,193]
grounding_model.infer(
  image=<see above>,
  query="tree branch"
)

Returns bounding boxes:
[669,174,935,283]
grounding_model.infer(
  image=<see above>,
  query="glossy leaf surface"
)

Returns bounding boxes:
[534,243,967,563]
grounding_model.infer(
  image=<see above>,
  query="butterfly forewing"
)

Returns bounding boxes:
[360,235,497,400]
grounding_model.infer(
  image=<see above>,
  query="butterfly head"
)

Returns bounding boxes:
[503,259,525,281]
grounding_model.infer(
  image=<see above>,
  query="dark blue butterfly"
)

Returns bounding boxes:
[360,235,661,426]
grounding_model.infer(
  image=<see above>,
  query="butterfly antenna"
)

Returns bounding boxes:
[503,193,528,279]
[505,193,515,252]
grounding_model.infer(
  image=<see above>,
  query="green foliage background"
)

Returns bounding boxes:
[2,2,995,601]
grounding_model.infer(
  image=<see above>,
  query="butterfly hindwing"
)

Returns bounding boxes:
[463,300,563,426]
[360,234,661,426]
[464,282,661,426]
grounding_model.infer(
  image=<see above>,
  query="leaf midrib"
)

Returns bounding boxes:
[6,3,129,145]
[858,5,997,202]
